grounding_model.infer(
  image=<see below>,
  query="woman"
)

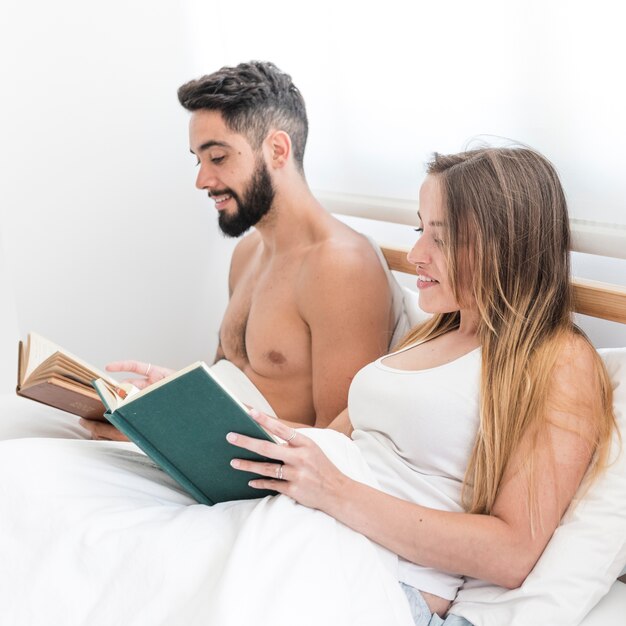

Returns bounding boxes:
[0,147,615,626]
[227,147,616,625]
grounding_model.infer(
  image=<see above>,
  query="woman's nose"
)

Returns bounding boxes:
[407,234,428,266]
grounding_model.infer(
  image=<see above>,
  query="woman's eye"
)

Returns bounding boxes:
[414,227,424,234]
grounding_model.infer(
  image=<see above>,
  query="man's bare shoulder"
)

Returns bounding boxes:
[301,229,386,285]
[297,229,391,316]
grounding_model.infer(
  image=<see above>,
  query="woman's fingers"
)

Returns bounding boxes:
[230,458,286,480]
[226,431,292,463]
[247,408,305,446]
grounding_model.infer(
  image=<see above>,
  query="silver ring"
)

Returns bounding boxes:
[277,464,284,480]
[285,430,297,443]
[145,363,152,377]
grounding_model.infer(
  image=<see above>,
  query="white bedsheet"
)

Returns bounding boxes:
[0,426,414,626]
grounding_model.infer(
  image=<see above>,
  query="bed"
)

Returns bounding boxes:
[326,192,626,625]
[0,203,625,626]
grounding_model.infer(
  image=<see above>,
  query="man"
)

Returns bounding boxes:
[80,61,405,439]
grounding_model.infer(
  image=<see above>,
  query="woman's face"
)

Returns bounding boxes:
[407,175,462,314]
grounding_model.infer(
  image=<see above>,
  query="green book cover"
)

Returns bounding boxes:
[93,363,278,505]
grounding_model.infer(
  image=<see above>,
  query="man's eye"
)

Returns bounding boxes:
[211,156,225,164]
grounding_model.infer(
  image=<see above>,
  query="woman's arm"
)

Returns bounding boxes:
[230,337,600,588]
[327,407,353,436]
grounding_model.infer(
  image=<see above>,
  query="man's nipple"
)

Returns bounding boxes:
[267,350,287,365]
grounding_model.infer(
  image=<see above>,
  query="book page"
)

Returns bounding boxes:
[22,333,64,380]
[92,378,140,412]
[23,332,119,387]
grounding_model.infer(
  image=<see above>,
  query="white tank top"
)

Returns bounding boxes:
[349,343,481,600]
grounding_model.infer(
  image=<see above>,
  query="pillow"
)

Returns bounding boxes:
[402,286,432,328]
[450,348,626,626]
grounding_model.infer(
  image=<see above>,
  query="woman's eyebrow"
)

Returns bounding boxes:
[417,210,445,227]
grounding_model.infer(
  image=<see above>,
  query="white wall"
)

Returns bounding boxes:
[1,0,625,378]
[187,0,626,347]
[1,0,232,369]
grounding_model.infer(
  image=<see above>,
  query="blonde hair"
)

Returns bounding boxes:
[399,147,616,518]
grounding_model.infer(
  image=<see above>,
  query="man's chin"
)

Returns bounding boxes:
[218,217,253,238]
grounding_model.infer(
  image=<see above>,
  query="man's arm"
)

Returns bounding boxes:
[297,238,394,427]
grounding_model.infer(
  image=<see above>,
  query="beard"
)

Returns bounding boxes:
[217,159,275,238]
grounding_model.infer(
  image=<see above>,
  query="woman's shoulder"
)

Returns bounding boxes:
[553,330,598,376]
[547,330,604,426]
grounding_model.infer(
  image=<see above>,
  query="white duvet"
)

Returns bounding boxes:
[0,417,414,626]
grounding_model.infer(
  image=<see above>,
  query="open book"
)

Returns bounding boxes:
[92,362,279,505]
[17,332,132,420]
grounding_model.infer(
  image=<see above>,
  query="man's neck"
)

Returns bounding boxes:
[254,176,329,254]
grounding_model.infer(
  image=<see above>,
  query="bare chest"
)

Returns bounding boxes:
[219,263,311,378]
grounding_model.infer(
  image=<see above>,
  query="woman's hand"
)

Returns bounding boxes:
[105,360,175,390]
[227,409,349,512]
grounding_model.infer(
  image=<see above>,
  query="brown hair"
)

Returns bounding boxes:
[399,147,616,520]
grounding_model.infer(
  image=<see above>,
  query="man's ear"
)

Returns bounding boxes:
[266,130,291,169]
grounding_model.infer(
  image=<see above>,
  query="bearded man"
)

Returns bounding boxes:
[80,61,406,436]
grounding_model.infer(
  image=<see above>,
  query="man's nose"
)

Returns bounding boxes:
[195,166,219,191]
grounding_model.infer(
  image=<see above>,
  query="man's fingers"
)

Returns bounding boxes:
[79,418,129,442]
[106,360,151,375]
[122,378,150,389]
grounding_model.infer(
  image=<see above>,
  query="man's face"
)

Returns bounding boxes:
[189,110,275,237]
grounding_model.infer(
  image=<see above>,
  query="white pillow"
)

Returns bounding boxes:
[451,347,626,626]
[402,286,432,328]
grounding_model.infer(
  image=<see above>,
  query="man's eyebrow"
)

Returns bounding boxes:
[189,140,231,155]
[417,210,445,227]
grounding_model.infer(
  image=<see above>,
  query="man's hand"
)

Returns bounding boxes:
[80,360,175,440]
[105,360,175,390]
[79,418,129,441]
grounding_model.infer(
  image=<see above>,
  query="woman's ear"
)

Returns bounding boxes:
[266,130,291,169]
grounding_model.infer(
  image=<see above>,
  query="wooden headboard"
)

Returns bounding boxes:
[380,244,626,325]
[317,190,626,325]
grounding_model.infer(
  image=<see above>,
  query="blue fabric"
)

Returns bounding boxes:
[400,582,432,626]
[428,613,473,626]
[400,582,474,626]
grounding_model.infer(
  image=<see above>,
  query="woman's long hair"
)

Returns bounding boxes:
[398,147,616,521]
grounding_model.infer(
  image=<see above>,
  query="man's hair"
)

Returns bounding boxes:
[178,61,308,172]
